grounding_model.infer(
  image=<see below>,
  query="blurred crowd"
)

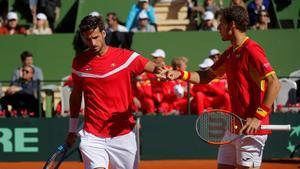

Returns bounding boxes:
[0,0,273,36]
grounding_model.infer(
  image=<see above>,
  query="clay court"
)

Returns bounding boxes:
[0,160,299,169]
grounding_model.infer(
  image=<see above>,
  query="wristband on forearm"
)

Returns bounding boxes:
[179,70,191,81]
[69,118,79,133]
[255,104,271,120]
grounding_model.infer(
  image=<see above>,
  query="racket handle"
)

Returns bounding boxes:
[260,124,291,131]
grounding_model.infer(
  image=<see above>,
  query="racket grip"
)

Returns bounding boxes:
[260,125,291,131]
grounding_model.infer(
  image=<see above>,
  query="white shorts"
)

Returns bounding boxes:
[217,134,268,168]
[78,130,138,169]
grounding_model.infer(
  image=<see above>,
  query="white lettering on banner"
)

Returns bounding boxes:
[0,128,39,152]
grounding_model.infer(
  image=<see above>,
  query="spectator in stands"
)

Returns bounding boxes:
[12,51,43,83]
[199,11,218,31]
[251,9,270,30]
[38,0,61,32]
[126,0,156,31]
[148,49,171,114]
[208,48,221,62]
[0,65,39,117]
[186,0,204,24]
[0,11,27,35]
[203,0,220,14]
[229,0,246,9]
[247,0,269,26]
[106,12,128,32]
[131,10,156,32]
[29,0,38,23]
[28,13,52,35]
[191,58,231,114]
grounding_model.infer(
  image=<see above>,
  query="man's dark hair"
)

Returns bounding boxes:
[106,12,118,21]
[221,6,249,32]
[20,51,33,62]
[79,15,105,33]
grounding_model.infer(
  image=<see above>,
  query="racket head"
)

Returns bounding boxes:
[43,144,68,169]
[195,109,244,145]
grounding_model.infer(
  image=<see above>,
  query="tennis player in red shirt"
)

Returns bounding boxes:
[65,15,163,169]
[166,6,281,169]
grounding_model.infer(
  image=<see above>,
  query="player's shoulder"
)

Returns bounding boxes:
[110,46,142,59]
[244,38,262,50]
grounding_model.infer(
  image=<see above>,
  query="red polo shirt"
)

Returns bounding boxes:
[211,37,275,134]
[72,46,149,137]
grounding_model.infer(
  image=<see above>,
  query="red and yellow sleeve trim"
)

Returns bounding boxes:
[179,70,191,81]
[261,71,275,80]
[255,104,271,120]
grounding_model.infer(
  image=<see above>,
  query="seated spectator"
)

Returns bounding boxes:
[191,59,231,114]
[106,12,128,32]
[203,0,220,14]
[199,11,218,31]
[208,48,220,62]
[126,0,156,31]
[247,0,270,26]
[199,58,214,70]
[0,65,39,117]
[131,10,156,32]
[37,0,61,32]
[0,11,27,35]
[229,0,246,9]
[28,13,52,35]
[148,49,171,113]
[12,51,43,83]
[251,9,270,30]
[133,72,156,115]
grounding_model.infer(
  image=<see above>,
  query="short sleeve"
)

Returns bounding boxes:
[129,53,149,76]
[248,44,274,79]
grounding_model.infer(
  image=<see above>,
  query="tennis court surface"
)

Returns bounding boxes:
[0,160,299,169]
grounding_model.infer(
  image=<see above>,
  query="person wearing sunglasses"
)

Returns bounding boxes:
[0,65,39,117]
[251,10,270,30]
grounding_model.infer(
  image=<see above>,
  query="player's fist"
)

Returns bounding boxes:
[167,70,181,80]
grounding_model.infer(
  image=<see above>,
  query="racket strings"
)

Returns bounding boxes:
[196,112,241,144]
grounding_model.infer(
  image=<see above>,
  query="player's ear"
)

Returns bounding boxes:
[229,21,235,30]
[102,30,106,38]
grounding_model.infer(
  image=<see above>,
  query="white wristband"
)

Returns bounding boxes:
[69,118,79,133]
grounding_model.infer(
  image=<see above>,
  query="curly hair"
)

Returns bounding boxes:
[221,6,249,32]
[79,15,105,33]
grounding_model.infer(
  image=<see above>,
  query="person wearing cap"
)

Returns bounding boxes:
[191,57,231,114]
[28,13,52,35]
[208,48,221,62]
[166,6,281,169]
[0,11,26,35]
[132,49,167,115]
[126,0,156,31]
[199,11,217,31]
[131,10,156,32]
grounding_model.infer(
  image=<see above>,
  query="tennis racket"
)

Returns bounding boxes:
[43,144,69,169]
[195,109,291,145]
